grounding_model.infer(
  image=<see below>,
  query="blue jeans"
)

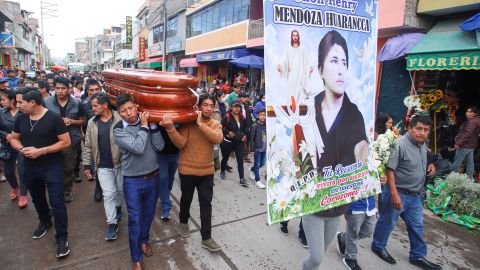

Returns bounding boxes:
[157,152,179,213]
[250,151,266,181]
[451,147,475,178]
[24,163,68,242]
[124,173,160,262]
[371,187,427,260]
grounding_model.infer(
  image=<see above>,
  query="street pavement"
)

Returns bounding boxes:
[0,157,479,270]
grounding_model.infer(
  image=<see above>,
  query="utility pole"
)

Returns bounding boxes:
[161,0,167,72]
[40,1,57,68]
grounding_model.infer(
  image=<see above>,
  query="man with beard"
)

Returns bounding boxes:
[277,30,314,105]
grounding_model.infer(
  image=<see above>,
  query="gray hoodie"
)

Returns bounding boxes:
[113,119,164,177]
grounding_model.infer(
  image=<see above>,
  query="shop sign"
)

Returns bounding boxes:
[139,37,146,61]
[125,16,132,49]
[167,39,182,53]
[407,51,480,70]
[148,43,163,57]
[0,32,14,48]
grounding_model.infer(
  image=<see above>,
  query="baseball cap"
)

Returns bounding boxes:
[0,77,7,83]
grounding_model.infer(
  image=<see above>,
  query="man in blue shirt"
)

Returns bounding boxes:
[6,69,19,90]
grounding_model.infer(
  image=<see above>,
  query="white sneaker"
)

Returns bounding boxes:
[255,181,266,189]
[249,171,256,180]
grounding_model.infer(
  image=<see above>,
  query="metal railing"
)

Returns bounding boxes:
[248,18,264,40]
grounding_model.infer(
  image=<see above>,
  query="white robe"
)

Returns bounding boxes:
[279,45,310,104]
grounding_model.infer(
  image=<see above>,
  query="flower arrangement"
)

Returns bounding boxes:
[404,89,458,125]
[435,173,480,218]
[372,129,398,178]
[207,73,224,83]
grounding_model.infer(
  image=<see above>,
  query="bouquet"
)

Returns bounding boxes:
[373,129,398,178]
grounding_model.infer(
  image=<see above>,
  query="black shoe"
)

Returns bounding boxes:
[56,239,70,258]
[94,189,102,202]
[410,257,442,270]
[343,258,362,270]
[225,165,233,172]
[336,232,345,256]
[372,248,396,264]
[116,206,123,222]
[64,192,74,203]
[73,171,81,183]
[299,234,308,248]
[280,222,288,235]
[32,221,53,239]
[105,223,119,241]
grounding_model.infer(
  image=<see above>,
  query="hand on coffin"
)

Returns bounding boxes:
[140,111,150,126]
[196,111,203,126]
[160,113,175,131]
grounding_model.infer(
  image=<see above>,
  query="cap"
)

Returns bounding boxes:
[231,99,241,106]
[0,77,7,83]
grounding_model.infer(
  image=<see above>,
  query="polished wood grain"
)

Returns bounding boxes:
[102,68,199,123]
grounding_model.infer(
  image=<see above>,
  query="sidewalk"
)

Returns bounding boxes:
[0,159,478,270]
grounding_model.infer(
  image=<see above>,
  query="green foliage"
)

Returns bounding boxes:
[437,173,480,217]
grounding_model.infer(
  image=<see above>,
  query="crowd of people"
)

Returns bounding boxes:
[0,68,269,270]
[0,67,452,270]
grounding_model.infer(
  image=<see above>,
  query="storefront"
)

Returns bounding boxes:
[195,48,252,82]
[405,16,480,164]
[137,56,168,70]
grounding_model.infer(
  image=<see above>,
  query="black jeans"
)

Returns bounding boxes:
[220,140,244,179]
[4,152,27,196]
[179,174,214,240]
[25,163,68,242]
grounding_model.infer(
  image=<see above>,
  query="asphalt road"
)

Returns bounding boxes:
[0,157,478,270]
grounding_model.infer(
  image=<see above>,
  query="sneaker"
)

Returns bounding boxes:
[56,240,71,258]
[343,258,362,270]
[280,222,288,235]
[225,165,233,172]
[201,238,221,252]
[336,232,346,256]
[299,234,308,249]
[105,223,118,241]
[161,208,171,221]
[10,188,19,200]
[220,171,226,180]
[64,192,74,203]
[94,188,102,202]
[178,223,190,237]
[239,178,249,187]
[249,170,256,180]
[255,181,266,189]
[0,175,6,182]
[116,206,123,222]
[18,195,28,209]
[32,221,53,239]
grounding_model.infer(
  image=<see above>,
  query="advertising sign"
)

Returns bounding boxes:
[139,37,146,61]
[125,16,132,49]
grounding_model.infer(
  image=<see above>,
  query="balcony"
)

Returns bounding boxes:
[248,19,263,40]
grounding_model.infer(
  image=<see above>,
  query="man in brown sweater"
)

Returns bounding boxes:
[160,94,223,253]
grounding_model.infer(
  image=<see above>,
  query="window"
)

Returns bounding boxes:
[167,16,177,38]
[186,0,249,38]
[153,25,163,44]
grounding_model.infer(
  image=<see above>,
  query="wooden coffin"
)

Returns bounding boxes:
[102,69,199,123]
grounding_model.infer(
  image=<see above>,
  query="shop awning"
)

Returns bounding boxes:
[196,49,251,62]
[179,58,198,68]
[138,56,167,69]
[407,18,480,70]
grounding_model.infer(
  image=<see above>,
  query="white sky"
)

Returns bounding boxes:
[17,0,145,58]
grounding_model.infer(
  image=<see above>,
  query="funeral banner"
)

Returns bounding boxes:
[264,0,381,224]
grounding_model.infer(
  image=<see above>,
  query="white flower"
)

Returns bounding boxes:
[291,204,302,214]
[269,179,295,212]
[305,180,317,198]
[299,140,316,161]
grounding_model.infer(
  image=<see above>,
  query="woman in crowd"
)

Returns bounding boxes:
[0,90,27,208]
